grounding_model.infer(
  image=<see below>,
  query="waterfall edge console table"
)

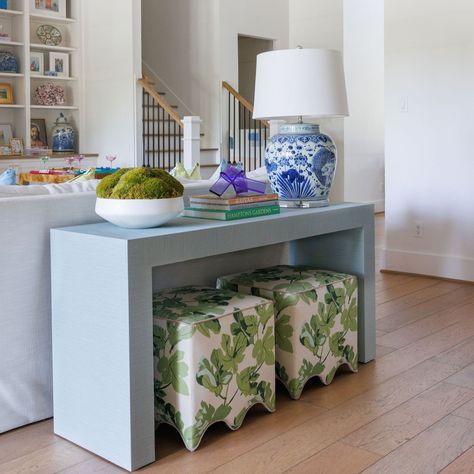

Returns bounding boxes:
[51,203,375,471]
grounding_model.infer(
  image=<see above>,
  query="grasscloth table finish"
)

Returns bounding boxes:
[50,203,375,471]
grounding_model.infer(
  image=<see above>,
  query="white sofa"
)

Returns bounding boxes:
[0,176,265,433]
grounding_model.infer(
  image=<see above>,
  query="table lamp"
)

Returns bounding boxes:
[253,48,349,207]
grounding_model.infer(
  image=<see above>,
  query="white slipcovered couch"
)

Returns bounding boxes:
[0,176,245,433]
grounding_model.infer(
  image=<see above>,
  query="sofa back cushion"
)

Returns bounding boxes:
[0,180,99,199]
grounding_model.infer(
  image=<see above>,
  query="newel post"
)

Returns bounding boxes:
[183,116,201,168]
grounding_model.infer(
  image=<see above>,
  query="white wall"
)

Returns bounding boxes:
[343,0,385,211]
[142,0,220,150]
[289,0,345,202]
[384,0,474,281]
[83,0,141,167]
[142,0,289,153]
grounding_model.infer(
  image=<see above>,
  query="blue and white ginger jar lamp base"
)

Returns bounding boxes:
[265,123,337,208]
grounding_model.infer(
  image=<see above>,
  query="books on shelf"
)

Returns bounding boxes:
[183,193,280,221]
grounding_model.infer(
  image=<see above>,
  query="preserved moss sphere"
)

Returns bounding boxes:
[96,168,184,199]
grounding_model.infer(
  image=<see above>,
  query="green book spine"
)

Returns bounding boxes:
[183,205,280,221]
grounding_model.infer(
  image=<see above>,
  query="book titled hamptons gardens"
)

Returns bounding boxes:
[183,193,280,221]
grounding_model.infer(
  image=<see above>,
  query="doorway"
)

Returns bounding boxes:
[238,35,274,105]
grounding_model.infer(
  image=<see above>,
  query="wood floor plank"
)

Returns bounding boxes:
[301,316,474,409]
[362,415,474,474]
[445,362,474,389]
[377,301,474,349]
[376,281,462,320]
[454,399,474,421]
[0,420,56,465]
[377,285,474,333]
[433,336,474,370]
[376,277,439,304]
[376,274,418,293]
[376,344,397,358]
[137,397,326,474]
[440,446,474,474]
[0,441,91,474]
[343,382,474,456]
[286,442,380,474]
[56,457,124,474]
[210,360,459,474]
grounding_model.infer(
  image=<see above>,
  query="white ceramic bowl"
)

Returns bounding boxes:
[95,197,184,229]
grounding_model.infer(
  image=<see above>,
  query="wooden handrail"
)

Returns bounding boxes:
[222,81,269,127]
[138,78,183,127]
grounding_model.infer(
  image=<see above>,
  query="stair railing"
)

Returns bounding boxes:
[222,81,269,171]
[138,76,183,169]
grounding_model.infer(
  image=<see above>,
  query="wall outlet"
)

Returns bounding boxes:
[414,221,423,238]
[400,96,409,113]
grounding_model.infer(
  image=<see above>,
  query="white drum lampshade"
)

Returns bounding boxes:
[253,48,348,120]
[253,48,349,208]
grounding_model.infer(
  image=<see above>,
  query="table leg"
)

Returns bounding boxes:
[51,232,155,471]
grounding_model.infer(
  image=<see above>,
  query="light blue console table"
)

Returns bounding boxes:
[51,203,375,471]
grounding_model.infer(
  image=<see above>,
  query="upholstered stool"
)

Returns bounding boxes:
[153,286,276,451]
[217,266,358,400]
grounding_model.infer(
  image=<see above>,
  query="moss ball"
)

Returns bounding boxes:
[96,168,184,199]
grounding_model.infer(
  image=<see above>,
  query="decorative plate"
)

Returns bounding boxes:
[36,25,62,46]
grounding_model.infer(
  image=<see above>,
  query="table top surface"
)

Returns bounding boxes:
[52,202,373,242]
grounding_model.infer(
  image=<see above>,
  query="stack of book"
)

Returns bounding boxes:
[183,193,280,221]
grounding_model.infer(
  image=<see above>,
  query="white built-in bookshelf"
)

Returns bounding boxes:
[0,0,83,151]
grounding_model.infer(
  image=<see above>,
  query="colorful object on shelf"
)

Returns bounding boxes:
[36,24,62,46]
[184,193,280,221]
[0,0,8,10]
[67,168,95,183]
[0,51,19,73]
[217,266,358,400]
[105,155,117,168]
[33,82,65,106]
[52,113,75,152]
[0,168,16,186]
[209,163,267,197]
[40,155,50,171]
[95,167,120,174]
[170,162,201,180]
[152,286,276,451]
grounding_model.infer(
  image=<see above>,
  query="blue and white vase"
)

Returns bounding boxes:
[52,113,76,152]
[0,51,19,73]
[265,123,337,207]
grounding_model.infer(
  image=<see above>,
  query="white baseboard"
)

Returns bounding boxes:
[383,248,474,282]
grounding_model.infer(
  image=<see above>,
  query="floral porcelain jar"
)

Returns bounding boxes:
[265,123,337,207]
[0,51,19,73]
[52,113,75,152]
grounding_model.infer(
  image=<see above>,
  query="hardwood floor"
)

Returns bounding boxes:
[1,214,473,474]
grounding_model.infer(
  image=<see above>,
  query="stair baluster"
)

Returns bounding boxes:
[222,81,269,171]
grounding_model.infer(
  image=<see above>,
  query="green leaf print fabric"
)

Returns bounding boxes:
[153,287,276,451]
[217,266,358,400]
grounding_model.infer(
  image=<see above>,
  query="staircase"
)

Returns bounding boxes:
[139,74,185,169]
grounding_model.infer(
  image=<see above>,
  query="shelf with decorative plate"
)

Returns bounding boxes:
[30,43,77,53]
[0,72,24,77]
[31,105,79,110]
[0,104,25,108]
[30,75,77,81]
[0,41,24,47]
[0,9,23,17]
[30,14,77,25]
